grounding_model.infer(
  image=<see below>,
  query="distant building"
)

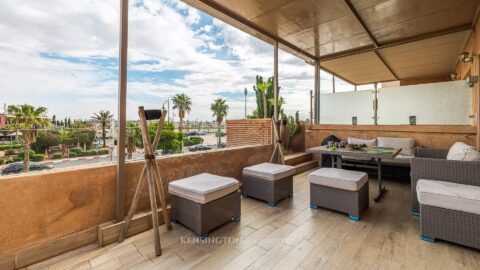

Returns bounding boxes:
[0,103,50,129]
[89,119,117,142]
[0,104,12,129]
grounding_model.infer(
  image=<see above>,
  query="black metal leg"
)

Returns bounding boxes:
[374,158,387,202]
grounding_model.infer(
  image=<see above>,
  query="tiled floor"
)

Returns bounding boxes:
[30,170,480,270]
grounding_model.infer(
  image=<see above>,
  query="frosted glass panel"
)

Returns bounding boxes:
[320,91,373,124]
[378,81,471,125]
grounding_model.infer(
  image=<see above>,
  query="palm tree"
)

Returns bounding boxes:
[210,98,229,147]
[172,93,192,132]
[126,122,139,159]
[8,104,50,173]
[91,110,114,148]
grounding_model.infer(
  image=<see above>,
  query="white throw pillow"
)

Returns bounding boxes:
[347,137,377,146]
[447,142,480,161]
[377,137,415,156]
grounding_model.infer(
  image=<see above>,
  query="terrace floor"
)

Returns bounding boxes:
[30,170,480,270]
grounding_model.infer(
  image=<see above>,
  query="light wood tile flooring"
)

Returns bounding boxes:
[30,170,480,270]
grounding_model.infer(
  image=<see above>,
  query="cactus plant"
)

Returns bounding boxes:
[286,111,300,152]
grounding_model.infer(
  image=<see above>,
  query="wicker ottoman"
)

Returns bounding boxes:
[242,162,295,207]
[168,173,241,238]
[308,168,369,221]
[417,179,480,249]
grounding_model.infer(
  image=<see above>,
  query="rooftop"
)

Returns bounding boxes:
[1,1,480,269]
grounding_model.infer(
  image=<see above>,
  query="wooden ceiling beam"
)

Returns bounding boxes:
[343,0,378,47]
[343,0,399,80]
[319,24,473,62]
[374,51,399,80]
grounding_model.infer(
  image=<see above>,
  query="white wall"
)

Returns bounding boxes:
[319,80,472,125]
[378,81,471,125]
[320,90,373,124]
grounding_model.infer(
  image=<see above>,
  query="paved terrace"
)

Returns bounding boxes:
[30,170,480,270]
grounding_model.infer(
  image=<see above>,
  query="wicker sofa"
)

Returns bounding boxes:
[410,147,480,215]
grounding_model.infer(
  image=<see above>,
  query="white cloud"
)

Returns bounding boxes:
[0,0,351,122]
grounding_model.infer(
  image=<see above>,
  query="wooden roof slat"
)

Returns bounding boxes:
[183,0,479,84]
[343,0,398,80]
[352,0,478,44]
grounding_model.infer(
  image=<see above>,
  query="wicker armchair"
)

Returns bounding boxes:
[411,147,480,215]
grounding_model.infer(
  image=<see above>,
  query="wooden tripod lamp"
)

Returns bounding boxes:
[118,106,172,257]
[270,117,286,165]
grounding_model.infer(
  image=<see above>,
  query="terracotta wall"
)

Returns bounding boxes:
[226,119,272,147]
[0,145,272,255]
[305,124,476,150]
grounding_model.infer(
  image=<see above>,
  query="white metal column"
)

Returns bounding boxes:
[314,60,321,124]
[116,0,129,222]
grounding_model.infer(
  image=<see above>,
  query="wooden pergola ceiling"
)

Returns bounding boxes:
[183,0,480,84]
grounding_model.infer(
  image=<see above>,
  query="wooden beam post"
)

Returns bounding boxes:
[116,0,129,222]
[274,41,279,121]
[314,60,321,124]
[476,56,480,149]
[373,82,378,125]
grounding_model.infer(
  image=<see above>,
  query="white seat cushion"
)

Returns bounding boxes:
[446,142,480,161]
[347,137,377,146]
[243,162,295,181]
[377,137,414,156]
[168,173,239,204]
[417,179,480,215]
[308,168,368,191]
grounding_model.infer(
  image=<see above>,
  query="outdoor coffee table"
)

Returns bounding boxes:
[307,146,401,202]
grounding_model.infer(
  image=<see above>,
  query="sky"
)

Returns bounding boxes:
[0,0,359,122]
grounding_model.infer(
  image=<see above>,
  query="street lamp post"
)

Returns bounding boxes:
[162,97,171,123]
[244,88,248,119]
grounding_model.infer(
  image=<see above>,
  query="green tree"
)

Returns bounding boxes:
[8,104,50,172]
[65,129,96,148]
[126,122,139,159]
[91,110,114,147]
[34,131,61,153]
[172,93,192,132]
[210,98,229,147]
[158,130,183,154]
[72,120,87,129]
